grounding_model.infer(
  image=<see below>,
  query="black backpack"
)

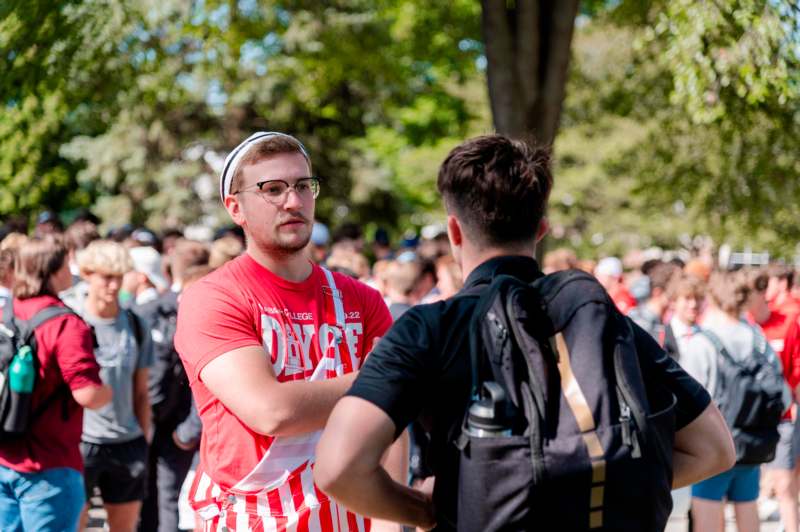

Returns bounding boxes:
[138,292,190,429]
[456,270,676,532]
[700,327,784,464]
[0,301,75,439]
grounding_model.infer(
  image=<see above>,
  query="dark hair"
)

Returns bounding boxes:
[13,235,68,299]
[437,135,552,246]
[766,264,794,289]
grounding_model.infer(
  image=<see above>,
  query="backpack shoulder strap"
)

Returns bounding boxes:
[699,328,737,365]
[125,309,145,349]
[2,298,14,327]
[22,306,76,344]
[320,266,346,332]
[663,323,679,359]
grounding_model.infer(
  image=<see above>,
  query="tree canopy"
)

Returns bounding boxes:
[1,0,798,258]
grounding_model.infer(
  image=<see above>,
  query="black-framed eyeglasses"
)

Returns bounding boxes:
[233,177,321,203]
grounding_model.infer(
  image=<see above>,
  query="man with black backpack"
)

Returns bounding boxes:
[137,241,209,532]
[315,134,735,531]
[682,270,789,532]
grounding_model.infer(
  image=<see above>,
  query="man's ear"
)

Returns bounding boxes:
[224,195,246,227]
[535,217,550,243]
[447,215,462,248]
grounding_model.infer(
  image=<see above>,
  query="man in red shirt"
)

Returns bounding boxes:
[175,132,398,532]
[0,235,111,532]
[767,264,800,317]
[748,269,800,532]
[594,257,636,314]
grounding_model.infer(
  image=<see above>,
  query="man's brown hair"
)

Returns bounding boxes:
[437,135,552,246]
[64,220,100,252]
[708,270,750,315]
[171,239,210,284]
[667,273,706,301]
[13,235,69,299]
[230,136,312,194]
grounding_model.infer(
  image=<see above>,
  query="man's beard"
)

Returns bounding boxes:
[256,226,312,258]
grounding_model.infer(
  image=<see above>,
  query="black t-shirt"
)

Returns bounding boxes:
[347,256,711,530]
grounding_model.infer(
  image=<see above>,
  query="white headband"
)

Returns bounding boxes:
[218,131,311,202]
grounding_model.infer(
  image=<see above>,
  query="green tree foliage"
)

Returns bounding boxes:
[607,0,800,256]
[1,0,481,232]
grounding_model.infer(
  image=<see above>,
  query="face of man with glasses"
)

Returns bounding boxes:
[228,150,319,255]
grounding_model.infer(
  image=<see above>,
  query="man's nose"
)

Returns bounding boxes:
[283,188,304,210]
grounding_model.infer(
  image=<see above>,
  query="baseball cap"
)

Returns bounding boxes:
[129,246,169,291]
[595,257,623,278]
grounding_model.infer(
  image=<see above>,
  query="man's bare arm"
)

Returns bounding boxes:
[133,368,151,441]
[671,402,735,489]
[200,346,356,436]
[372,429,411,532]
[315,397,435,530]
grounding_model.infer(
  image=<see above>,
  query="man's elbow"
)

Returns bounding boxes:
[246,406,295,436]
[714,428,737,474]
[313,452,349,498]
[73,384,113,410]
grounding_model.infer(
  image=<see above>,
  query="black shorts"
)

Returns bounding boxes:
[81,436,148,504]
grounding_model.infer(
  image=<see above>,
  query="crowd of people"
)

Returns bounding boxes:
[0,130,794,532]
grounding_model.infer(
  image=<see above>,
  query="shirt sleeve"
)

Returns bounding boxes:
[631,321,711,430]
[175,280,262,383]
[347,306,434,438]
[52,315,103,391]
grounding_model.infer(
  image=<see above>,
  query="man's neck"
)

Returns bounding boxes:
[247,245,313,283]
[459,245,536,282]
[86,295,119,319]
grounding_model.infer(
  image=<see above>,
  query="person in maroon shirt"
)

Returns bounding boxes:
[0,235,111,532]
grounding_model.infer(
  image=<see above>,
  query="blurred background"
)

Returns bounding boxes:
[1,0,799,259]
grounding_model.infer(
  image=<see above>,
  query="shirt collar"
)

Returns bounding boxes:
[462,255,542,290]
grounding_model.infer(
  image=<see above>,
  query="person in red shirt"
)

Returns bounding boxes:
[747,269,800,532]
[767,264,800,316]
[175,132,401,532]
[0,235,111,532]
[594,257,637,314]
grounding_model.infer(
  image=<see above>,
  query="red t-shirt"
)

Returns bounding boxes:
[783,317,800,388]
[175,254,391,528]
[749,309,799,420]
[771,296,800,318]
[0,296,102,473]
[608,285,637,315]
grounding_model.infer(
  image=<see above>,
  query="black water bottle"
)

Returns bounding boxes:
[465,381,513,437]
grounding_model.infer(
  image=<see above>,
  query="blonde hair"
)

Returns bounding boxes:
[77,239,133,276]
[209,236,244,269]
[1,232,29,252]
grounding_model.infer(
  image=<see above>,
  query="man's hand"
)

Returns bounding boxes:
[416,477,436,532]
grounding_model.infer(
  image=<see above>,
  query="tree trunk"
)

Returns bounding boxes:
[481,0,579,147]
